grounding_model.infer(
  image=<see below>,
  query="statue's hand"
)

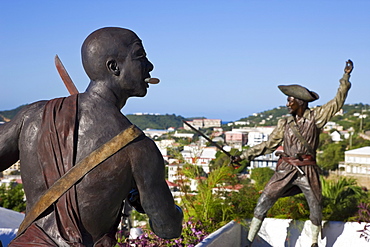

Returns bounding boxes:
[128,189,145,214]
[344,59,353,75]
[230,155,242,163]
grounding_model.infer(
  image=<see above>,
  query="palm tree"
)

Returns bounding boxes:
[321,177,366,221]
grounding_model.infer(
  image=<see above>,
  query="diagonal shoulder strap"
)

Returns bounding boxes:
[288,121,316,158]
[18,125,143,235]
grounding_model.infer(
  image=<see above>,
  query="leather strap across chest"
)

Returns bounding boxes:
[18,125,143,235]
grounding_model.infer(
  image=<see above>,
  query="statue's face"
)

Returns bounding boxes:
[286,96,300,114]
[117,40,154,97]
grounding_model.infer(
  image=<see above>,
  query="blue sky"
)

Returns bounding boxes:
[1,1,369,121]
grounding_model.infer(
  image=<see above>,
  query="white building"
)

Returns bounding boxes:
[330,130,343,142]
[183,119,221,130]
[181,145,217,173]
[246,126,275,147]
[250,146,282,170]
[324,121,343,132]
[196,147,217,173]
[167,163,183,184]
[1,161,21,176]
[340,146,370,174]
[173,132,194,139]
[143,129,168,139]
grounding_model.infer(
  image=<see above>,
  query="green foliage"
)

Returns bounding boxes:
[0,183,26,212]
[235,103,369,129]
[130,208,149,223]
[125,114,186,129]
[225,184,259,221]
[318,132,333,148]
[209,149,242,170]
[267,194,310,220]
[238,106,287,126]
[9,170,21,175]
[265,176,370,222]
[321,177,367,221]
[317,142,346,171]
[172,136,193,146]
[250,167,275,191]
[179,165,256,233]
[182,163,206,180]
[209,151,230,170]
[350,134,370,149]
[0,105,27,121]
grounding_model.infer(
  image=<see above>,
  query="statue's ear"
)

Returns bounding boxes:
[106,60,120,76]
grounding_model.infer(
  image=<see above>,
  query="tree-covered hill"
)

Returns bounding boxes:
[126,114,187,129]
[1,103,369,131]
[0,106,187,129]
[238,106,288,126]
[236,103,370,131]
[0,105,27,122]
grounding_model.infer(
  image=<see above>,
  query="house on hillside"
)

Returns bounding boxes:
[323,121,343,132]
[340,146,370,174]
[173,132,194,139]
[2,161,20,176]
[250,146,282,170]
[330,130,342,142]
[181,145,217,173]
[155,139,176,161]
[143,129,168,139]
[246,126,275,147]
[225,130,248,148]
[183,119,221,130]
[167,163,183,184]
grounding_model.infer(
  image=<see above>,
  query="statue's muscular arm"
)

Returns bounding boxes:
[129,136,183,239]
[0,107,27,171]
[0,102,47,172]
[0,119,20,171]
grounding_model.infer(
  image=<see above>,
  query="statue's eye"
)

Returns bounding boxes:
[133,48,146,59]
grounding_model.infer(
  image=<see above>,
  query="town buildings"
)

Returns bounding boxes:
[183,119,221,130]
[340,146,370,175]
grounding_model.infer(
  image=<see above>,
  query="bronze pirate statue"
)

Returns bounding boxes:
[232,60,353,247]
[0,27,183,246]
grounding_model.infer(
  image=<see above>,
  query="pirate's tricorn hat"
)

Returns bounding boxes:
[278,84,319,102]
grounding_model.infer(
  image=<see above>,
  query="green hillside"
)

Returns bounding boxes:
[0,105,27,122]
[237,103,370,132]
[126,114,187,129]
[238,106,288,126]
[1,103,369,132]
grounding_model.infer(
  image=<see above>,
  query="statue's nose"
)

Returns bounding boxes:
[147,60,154,72]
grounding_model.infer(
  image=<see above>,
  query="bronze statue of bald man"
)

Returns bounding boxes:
[0,27,183,246]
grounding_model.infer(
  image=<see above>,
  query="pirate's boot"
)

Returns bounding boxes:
[246,217,263,246]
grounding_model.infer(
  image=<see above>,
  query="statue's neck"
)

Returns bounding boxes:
[85,80,128,109]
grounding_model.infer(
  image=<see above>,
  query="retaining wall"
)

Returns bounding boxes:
[196,218,370,247]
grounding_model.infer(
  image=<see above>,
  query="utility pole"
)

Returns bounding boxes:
[360,107,364,133]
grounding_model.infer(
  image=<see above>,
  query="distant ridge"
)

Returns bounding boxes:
[0,105,27,122]
[1,103,368,131]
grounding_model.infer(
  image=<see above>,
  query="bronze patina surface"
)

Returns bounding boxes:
[0,27,183,247]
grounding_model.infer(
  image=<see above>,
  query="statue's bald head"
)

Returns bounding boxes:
[81,27,140,81]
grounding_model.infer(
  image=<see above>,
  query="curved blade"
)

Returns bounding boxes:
[55,55,79,95]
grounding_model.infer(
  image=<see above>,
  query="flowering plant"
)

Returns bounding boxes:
[117,218,209,247]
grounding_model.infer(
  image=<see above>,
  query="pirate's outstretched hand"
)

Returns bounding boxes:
[344,59,353,75]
